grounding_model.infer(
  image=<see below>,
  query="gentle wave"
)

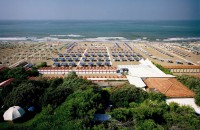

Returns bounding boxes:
[67,34,83,37]
[50,34,84,37]
[0,37,27,41]
[1,36,200,42]
[163,37,200,42]
[50,35,67,37]
[0,36,129,42]
[0,20,199,42]
[85,37,128,42]
[37,37,59,41]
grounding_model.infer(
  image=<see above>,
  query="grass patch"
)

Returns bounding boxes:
[153,62,173,75]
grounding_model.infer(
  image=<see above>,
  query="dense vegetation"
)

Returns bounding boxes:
[154,63,173,75]
[0,67,38,83]
[0,67,200,129]
[36,62,47,68]
[177,75,200,106]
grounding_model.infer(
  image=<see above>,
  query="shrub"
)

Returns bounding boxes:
[110,84,148,107]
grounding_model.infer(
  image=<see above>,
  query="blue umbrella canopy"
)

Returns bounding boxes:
[94,114,111,121]
[28,106,35,112]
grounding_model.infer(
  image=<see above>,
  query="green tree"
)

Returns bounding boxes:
[177,75,200,106]
[195,92,200,106]
[41,86,72,107]
[136,119,164,130]
[164,102,200,130]
[52,88,108,129]
[148,92,166,102]
[62,72,95,91]
[5,67,28,80]
[129,100,169,127]
[3,82,44,108]
[66,71,78,79]
[177,75,200,91]
[49,78,63,89]
[98,90,110,111]
[1,84,14,99]
[110,84,148,107]
[0,68,11,83]
[154,63,173,75]
[36,62,47,68]
[111,108,131,121]
[27,67,39,77]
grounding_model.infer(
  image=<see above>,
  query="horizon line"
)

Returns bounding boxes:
[0,19,200,21]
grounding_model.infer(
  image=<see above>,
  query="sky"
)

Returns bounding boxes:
[0,0,199,20]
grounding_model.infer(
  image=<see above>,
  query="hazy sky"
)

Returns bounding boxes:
[0,0,199,20]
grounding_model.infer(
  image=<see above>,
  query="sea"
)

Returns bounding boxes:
[0,20,200,42]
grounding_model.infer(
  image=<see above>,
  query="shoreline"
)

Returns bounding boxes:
[0,36,200,43]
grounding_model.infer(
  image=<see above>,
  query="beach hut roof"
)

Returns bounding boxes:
[59,57,65,60]
[58,54,63,57]
[89,63,94,66]
[96,62,102,65]
[105,62,110,66]
[61,63,68,66]
[66,58,72,60]
[80,62,85,66]
[52,58,58,61]
[53,62,60,67]
[69,62,76,66]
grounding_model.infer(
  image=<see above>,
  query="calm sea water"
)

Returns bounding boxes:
[0,20,200,41]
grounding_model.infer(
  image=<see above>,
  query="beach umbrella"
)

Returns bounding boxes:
[94,114,111,121]
[28,106,35,112]
[3,106,25,121]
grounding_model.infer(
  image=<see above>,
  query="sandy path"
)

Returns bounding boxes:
[77,48,87,66]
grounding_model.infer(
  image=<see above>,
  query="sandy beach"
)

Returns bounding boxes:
[0,41,200,69]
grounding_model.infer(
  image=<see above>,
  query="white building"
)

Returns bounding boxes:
[118,59,175,88]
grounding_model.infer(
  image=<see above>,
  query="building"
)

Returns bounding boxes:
[144,77,200,114]
[144,78,195,98]
[118,59,175,88]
